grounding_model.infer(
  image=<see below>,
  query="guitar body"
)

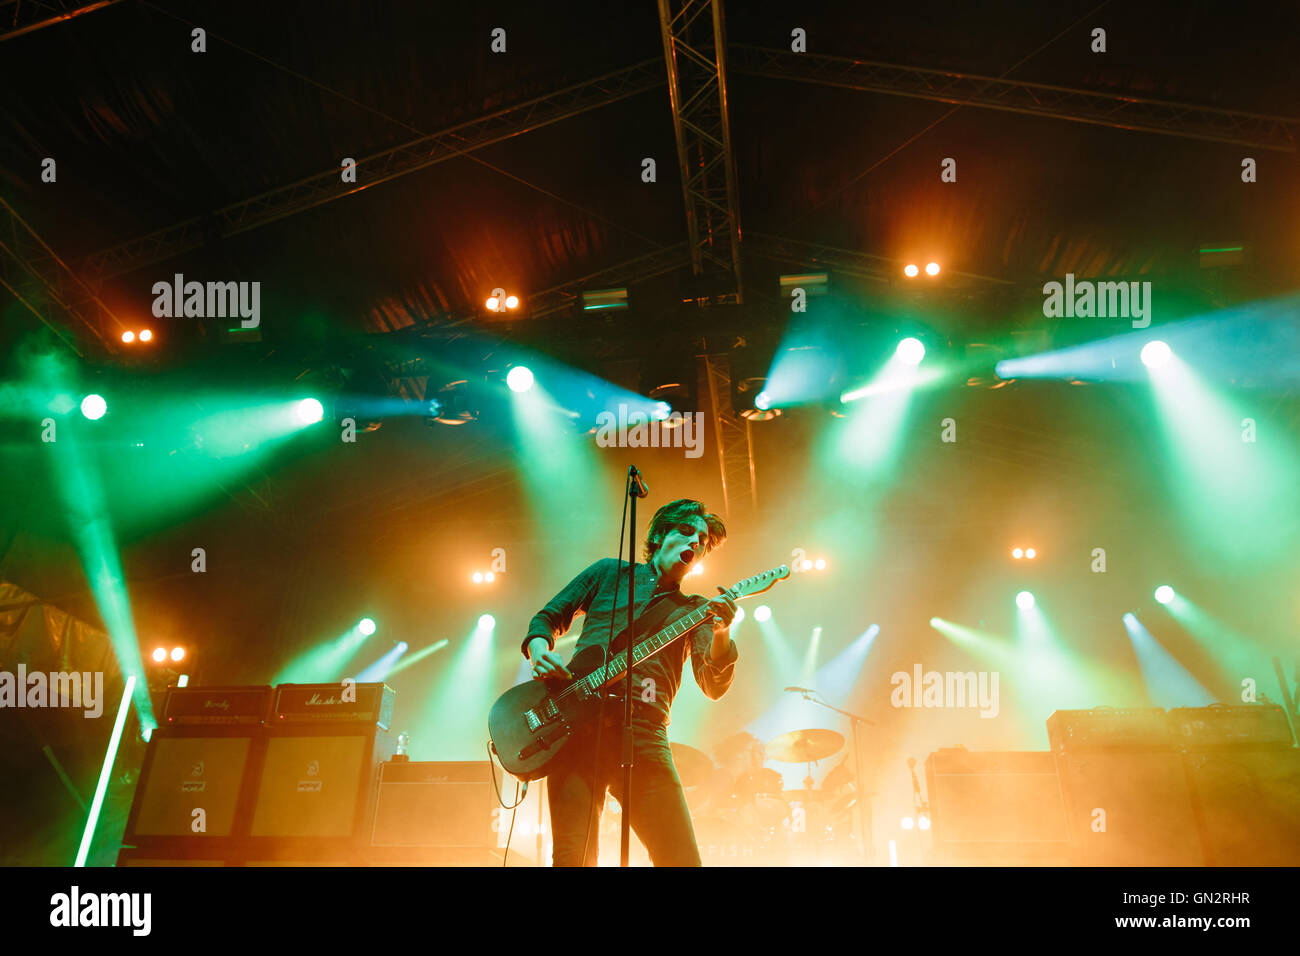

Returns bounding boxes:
[488,563,790,781]
[488,644,613,781]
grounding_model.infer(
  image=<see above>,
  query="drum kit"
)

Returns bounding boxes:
[590,729,858,866]
[678,728,859,865]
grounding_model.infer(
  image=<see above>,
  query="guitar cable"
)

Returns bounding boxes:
[486,739,529,867]
[579,471,631,868]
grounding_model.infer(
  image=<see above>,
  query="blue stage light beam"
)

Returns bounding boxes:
[1122,613,1216,708]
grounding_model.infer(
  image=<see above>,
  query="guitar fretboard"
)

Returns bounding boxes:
[582,603,711,690]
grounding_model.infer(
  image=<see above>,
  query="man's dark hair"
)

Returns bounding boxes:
[643,498,726,561]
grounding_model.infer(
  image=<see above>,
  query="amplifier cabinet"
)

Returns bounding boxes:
[1183,749,1300,865]
[1054,751,1204,865]
[924,750,1069,864]
[1169,704,1295,751]
[122,729,262,845]
[371,760,495,855]
[249,724,395,842]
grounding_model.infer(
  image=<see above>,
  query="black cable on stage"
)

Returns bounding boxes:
[486,739,528,867]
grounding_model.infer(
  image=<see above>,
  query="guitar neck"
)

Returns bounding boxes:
[581,603,712,691]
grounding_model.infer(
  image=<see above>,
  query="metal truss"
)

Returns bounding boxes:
[0,0,123,43]
[0,196,121,355]
[81,59,668,280]
[528,241,691,318]
[746,231,1015,287]
[729,45,1299,153]
[658,0,744,298]
[700,352,756,525]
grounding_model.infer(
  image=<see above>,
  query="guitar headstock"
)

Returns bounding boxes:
[726,565,791,600]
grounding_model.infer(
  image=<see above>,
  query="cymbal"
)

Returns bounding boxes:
[670,742,715,789]
[765,729,844,764]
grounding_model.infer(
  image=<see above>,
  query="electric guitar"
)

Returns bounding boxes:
[488,564,790,781]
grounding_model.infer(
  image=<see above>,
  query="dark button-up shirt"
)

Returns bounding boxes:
[521,558,739,726]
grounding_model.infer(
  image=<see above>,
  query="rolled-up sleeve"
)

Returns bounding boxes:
[688,618,738,700]
[520,560,606,659]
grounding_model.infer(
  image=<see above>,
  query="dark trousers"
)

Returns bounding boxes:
[547,714,701,867]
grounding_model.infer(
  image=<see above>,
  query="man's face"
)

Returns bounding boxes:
[655,516,709,575]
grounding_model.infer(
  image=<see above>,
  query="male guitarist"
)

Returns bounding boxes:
[522,498,738,866]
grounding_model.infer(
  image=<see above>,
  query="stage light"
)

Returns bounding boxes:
[651,401,672,421]
[901,816,915,829]
[1025,548,1037,559]
[294,398,324,424]
[1012,547,1024,559]
[358,617,377,636]
[177,674,189,688]
[151,647,166,663]
[472,572,483,583]
[506,366,535,393]
[814,558,826,570]
[484,571,496,583]
[486,295,500,311]
[754,391,772,411]
[799,558,813,572]
[1141,340,1172,368]
[121,331,135,343]
[1016,591,1035,609]
[754,605,772,623]
[733,607,745,624]
[170,647,185,662]
[1154,585,1175,605]
[925,262,940,277]
[478,614,496,630]
[903,264,919,278]
[918,813,931,830]
[687,563,704,577]
[896,337,926,365]
[505,295,519,310]
[139,329,153,342]
[80,394,107,420]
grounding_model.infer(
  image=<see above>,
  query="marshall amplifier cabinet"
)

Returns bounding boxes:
[1168,704,1296,751]
[122,733,261,844]
[369,760,497,864]
[924,749,1069,865]
[163,685,272,726]
[1047,707,1173,752]
[271,682,395,730]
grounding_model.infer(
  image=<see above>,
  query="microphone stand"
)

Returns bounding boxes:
[620,466,648,867]
[797,689,876,863]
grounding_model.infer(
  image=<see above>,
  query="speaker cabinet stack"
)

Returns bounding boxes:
[1047,705,1300,866]
[118,683,395,866]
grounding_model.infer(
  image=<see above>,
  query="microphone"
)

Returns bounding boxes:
[628,466,649,499]
[783,686,815,694]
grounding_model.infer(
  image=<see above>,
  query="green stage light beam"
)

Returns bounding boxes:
[273,622,372,684]
[386,639,450,677]
[43,398,156,736]
[509,383,606,546]
[415,617,497,761]
[801,626,823,682]
[74,675,135,867]
[1148,354,1298,566]
[1161,593,1274,691]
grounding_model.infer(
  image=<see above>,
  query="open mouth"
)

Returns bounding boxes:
[679,548,695,565]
